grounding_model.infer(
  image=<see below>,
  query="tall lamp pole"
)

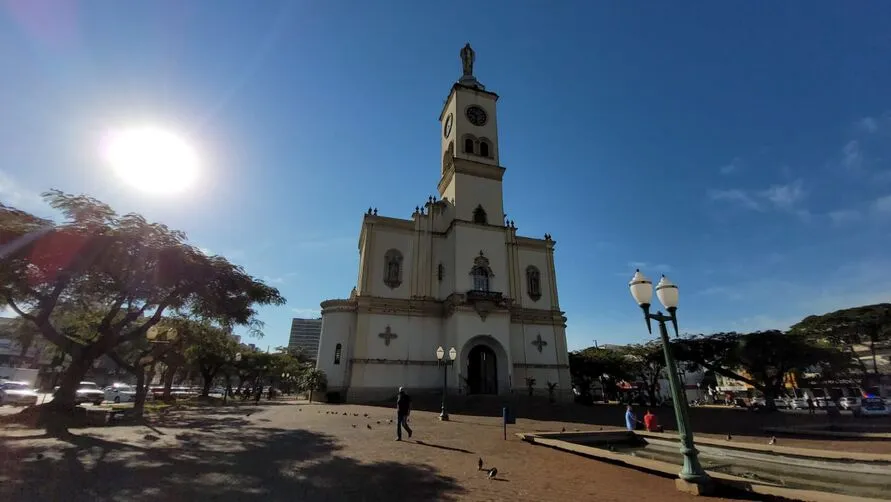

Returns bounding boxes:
[629,270,712,492]
[436,346,457,421]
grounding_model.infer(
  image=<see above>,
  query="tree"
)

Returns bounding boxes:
[569,347,629,400]
[791,304,891,378]
[674,331,846,409]
[184,322,239,397]
[618,342,668,407]
[0,191,285,410]
[300,369,327,402]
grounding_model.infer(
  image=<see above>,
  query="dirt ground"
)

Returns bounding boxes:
[0,400,885,501]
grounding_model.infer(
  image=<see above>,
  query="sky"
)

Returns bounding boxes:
[1,2,891,352]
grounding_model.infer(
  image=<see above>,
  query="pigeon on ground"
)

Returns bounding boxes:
[478,457,484,471]
[726,433,732,441]
[768,436,776,445]
[376,421,381,425]
[598,426,603,431]
[343,412,348,416]
[353,413,359,417]
[352,424,357,428]
[143,434,160,442]
[487,467,498,479]
[367,424,372,430]
[561,427,565,433]
[36,453,43,460]
[363,413,368,417]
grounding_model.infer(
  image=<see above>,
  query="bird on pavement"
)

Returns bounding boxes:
[726,433,732,441]
[478,457,483,471]
[487,467,498,479]
[367,424,372,430]
[352,424,357,428]
[561,427,565,433]
[768,436,776,445]
[36,453,43,460]
[143,434,160,442]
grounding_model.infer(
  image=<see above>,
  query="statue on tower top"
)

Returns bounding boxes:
[457,43,484,89]
[460,43,475,76]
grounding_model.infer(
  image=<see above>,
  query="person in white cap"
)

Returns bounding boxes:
[395,386,413,441]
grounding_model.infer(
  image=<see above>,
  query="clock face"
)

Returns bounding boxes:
[465,106,488,127]
[443,113,453,138]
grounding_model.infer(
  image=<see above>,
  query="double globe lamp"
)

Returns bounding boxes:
[629,270,712,491]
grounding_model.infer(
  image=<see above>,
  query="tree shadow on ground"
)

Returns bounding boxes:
[0,421,465,501]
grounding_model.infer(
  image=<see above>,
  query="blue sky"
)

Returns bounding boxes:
[2,2,891,352]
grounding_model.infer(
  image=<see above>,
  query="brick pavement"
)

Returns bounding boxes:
[0,400,884,501]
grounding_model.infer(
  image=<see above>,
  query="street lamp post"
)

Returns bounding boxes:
[435,346,457,421]
[629,270,712,492]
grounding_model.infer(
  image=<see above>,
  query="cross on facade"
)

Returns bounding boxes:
[379,326,398,346]
[531,333,548,353]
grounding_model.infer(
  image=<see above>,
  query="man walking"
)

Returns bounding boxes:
[396,386,413,441]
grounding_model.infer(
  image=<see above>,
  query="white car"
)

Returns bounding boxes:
[74,382,106,405]
[858,398,890,417]
[103,383,136,403]
[838,397,861,410]
[0,381,39,406]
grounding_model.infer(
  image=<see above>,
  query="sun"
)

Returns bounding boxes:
[102,126,201,194]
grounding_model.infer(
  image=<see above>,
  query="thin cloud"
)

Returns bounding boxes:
[872,194,891,214]
[858,117,879,133]
[759,180,805,209]
[0,171,52,217]
[719,157,743,175]
[841,140,863,171]
[828,209,861,225]
[709,180,806,213]
[707,189,762,211]
[291,308,321,318]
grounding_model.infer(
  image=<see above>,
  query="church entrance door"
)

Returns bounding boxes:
[467,345,497,395]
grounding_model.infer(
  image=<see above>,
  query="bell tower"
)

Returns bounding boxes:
[438,44,506,225]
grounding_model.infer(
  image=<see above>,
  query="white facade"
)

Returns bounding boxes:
[316,45,571,402]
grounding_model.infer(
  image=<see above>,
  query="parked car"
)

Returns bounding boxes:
[788,397,809,410]
[103,383,136,403]
[0,381,39,407]
[838,397,861,411]
[814,397,838,409]
[858,398,890,417]
[74,382,105,405]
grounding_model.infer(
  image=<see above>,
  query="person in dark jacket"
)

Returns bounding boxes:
[395,386,413,441]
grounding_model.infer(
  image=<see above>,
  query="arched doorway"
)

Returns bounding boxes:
[467,345,497,394]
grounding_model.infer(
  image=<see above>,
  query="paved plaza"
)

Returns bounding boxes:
[0,400,887,501]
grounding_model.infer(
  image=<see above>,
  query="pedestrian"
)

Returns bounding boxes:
[806,396,815,414]
[395,386,413,441]
[624,404,637,431]
[643,409,663,432]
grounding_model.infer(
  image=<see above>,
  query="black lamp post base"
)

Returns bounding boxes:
[439,412,449,421]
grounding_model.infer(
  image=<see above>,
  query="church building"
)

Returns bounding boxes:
[316,44,571,403]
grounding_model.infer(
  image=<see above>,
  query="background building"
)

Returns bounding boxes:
[288,318,322,361]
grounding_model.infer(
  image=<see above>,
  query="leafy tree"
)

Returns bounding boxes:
[618,342,668,407]
[791,304,891,377]
[300,369,327,402]
[184,322,240,397]
[0,191,285,409]
[569,347,629,400]
[673,331,846,409]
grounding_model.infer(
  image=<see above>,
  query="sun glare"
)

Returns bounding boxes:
[103,126,200,195]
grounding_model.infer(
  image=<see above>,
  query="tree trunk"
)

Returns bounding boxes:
[132,364,148,418]
[201,368,215,397]
[162,364,177,401]
[50,356,94,410]
[870,341,879,375]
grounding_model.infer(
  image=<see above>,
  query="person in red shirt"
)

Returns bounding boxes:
[643,409,663,432]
